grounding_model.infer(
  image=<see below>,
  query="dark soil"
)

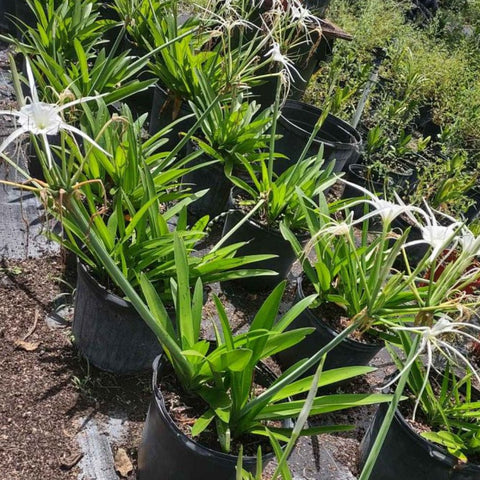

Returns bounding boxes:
[158,366,275,457]
[303,281,382,345]
[0,256,151,480]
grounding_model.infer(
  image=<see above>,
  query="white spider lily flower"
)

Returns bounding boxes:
[458,228,480,257]
[339,178,426,226]
[384,314,480,420]
[264,41,304,84]
[289,2,321,36]
[0,59,110,168]
[302,215,353,259]
[413,203,463,262]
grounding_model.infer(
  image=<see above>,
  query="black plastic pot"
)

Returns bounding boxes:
[341,163,393,221]
[276,276,383,376]
[181,146,231,220]
[465,188,480,222]
[0,0,16,34]
[138,355,282,480]
[220,190,302,292]
[275,100,362,175]
[73,261,162,374]
[304,0,331,16]
[359,402,480,480]
[14,1,35,38]
[148,85,195,153]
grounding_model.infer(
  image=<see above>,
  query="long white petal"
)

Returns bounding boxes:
[0,127,28,154]
[338,177,377,201]
[412,342,432,421]
[381,338,426,389]
[61,124,111,157]
[25,58,39,104]
[438,340,480,386]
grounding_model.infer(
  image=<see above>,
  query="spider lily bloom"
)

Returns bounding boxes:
[339,178,425,226]
[384,314,480,419]
[458,228,480,257]
[410,203,463,263]
[264,41,304,84]
[289,1,321,37]
[0,59,109,168]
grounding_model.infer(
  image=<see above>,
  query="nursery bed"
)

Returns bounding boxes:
[0,34,394,480]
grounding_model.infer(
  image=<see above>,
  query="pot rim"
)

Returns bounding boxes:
[347,163,395,187]
[376,390,480,472]
[77,259,132,310]
[227,186,309,240]
[296,275,384,352]
[150,354,281,464]
[279,100,362,150]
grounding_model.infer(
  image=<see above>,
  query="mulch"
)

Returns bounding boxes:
[0,255,151,480]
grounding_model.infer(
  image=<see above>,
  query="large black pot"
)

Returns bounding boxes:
[465,188,480,222]
[138,355,282,480]
[275,100,362,175]
[148,85,195,153]
[181,146,231,221]
[276,276,383,376]
[14,1,36,38]
[304,0,331,16]
[220,190,302,292]
[359,402,480,480]
[73,261,162,374]
[0,0,16,34]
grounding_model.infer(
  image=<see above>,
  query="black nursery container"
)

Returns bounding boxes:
[73,262,162,374]
[359,402,480,480]
[276,276,383,375]
[181,147,231,220]
[148,85,195,152]
[0,0,16,34]
[14,1,36,37]
[138,355,281,480]
[275,100,362,175]
[220,190,302,292]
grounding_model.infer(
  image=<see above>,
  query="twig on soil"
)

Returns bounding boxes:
[22,309,39,340]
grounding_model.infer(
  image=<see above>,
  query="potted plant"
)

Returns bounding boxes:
[277,188,422,373]
[135,234,394,479]
[2,0,174,108]
[357,214,480,480]
[360,321,480,479]
[278,180,480,379]
[184,76,273,219]
[1,60,278,373]
[218,92,338,292]
[275,99,362,175]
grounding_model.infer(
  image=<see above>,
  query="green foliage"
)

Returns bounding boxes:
[190,75,273,171]
[389,337,480,463]
[140,235,393,454]
[305,0,480,218]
